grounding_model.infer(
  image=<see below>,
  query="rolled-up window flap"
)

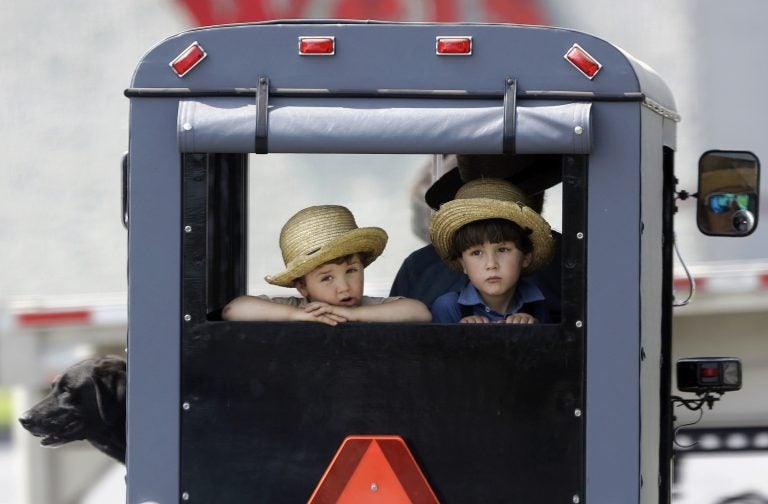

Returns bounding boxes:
[177,97,591,155]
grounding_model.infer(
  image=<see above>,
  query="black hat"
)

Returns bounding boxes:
[424,154,562,210]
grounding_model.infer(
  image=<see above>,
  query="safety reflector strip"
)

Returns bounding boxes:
[436,36,472,55]
[308,435,439,504]
[169,41,207,77]
[299,36,335,55]
[17,310,91,328]
[564,43,602,79]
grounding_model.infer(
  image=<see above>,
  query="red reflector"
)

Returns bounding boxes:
[17,310,91,328]
[170,42,207,78]
[299,37,335,55]
[565,44,602,79]
[701,366,720,378]
[436,36,472,55]
[309,435,439,504]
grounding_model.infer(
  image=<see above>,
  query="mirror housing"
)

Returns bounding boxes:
[697,150,760,236]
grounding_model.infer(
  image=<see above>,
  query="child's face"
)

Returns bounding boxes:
[459,241,532,300]
[296,254,365,306]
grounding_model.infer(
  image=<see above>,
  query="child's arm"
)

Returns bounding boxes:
[222,295,346,326]
[304,298,431,323]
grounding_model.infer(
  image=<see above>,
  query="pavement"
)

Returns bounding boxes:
[0,443,19,504]
[0,440,125,504]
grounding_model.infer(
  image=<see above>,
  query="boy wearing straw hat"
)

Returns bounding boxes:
[429,178,555,324]
[391,154,562,322]
[222,205,431,325]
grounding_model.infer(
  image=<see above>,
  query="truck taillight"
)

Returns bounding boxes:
[564,44,602,79]
[677,357,742,393]
[17,310,91,327]
[170,42,207,77]
[436,36,472,55]
[299,37,335,55]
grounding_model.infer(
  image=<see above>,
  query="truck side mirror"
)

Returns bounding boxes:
[697,150,760,236]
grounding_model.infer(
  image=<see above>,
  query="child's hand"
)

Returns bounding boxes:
[503,312,537,324]
[302,302,350,325]
[460,315,492,324]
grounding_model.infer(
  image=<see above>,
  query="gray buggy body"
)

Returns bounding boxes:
[126,21,678,503]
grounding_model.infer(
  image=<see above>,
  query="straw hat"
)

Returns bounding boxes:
[266,205,388,287]
[699,168,757,194]
[424,154,561,210]
[429,178,554,274]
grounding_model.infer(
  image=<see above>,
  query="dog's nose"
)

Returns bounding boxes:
[18,411,33,428]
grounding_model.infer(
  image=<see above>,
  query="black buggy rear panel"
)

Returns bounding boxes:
[178,152,586,502]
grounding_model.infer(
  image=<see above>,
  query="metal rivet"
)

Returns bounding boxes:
[184,225,192,233]
[576,232,584,239]
[182,123,192,131]
[573,494,581,503]
[184,314,192,322]
[371,483,378,492]
[182,492,190,501]
[574,408,582,417]
[182,402,191,410]
[575,320,583,328]
[574,126,583,135]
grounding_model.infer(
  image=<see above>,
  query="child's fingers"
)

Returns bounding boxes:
[505,313,537,324]
[316,315,338,326]
[324,313,348,323]
[308,305,345,320]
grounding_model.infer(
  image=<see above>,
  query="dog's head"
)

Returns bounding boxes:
[18,356,126,448]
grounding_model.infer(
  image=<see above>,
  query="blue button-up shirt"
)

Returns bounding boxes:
[430,278,547,323]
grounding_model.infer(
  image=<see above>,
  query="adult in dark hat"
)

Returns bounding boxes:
[390,153,563,322]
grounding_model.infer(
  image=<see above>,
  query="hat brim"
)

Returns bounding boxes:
[429,198,554,275]
[265,227,388,287]
[424,155,562,210]
[700,168,757,193]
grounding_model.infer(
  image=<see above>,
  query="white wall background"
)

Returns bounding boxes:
[0,0,191,298]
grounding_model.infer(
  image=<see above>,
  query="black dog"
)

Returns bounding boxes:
[18,355,126,463]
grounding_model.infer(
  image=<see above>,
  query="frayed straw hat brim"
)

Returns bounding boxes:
[700,168,757,193]
[429,198,554,275]
[266,227,387,287]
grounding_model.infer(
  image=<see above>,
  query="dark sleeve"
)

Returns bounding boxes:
[389,251,420,298]
[528,231,562,323]
[390,245,467,306]
[521,300,550,324]
[430,292,462,323]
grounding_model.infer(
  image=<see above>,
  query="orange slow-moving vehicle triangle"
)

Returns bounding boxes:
[308,435,440,504]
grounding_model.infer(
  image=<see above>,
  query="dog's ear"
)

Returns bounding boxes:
[90,358,127,426]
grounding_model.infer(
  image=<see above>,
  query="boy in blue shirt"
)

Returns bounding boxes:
[429,178,555,324]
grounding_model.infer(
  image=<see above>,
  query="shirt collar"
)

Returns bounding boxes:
[457,278,544,316]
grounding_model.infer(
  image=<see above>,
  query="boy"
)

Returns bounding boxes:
[390,153,562,323]
[429,178,555,324]
[222,205,431,325]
